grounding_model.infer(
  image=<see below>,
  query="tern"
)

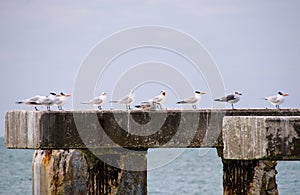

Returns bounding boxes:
[176,91,206,109]
[16,95,45,111]
[81,92,107,110]
[35,92,58,111]
[148,90,167,109]
[109,90,134,109]
[214,91,242,109]
[55,92,71,110]
[264,92,288,109]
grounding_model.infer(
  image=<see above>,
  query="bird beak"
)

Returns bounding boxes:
[56,94,62,97]
[284,93,289,96]
[200,92,206,95]
[66,94,71,97]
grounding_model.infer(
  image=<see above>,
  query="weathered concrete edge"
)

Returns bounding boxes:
[5,109,300,150]
[5,111,42,148]
[222,116,300,160]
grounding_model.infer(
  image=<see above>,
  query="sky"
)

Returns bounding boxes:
[1,0,300,137]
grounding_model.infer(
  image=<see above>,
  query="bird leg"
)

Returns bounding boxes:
[47,106,51,111]
[35,107,39,111]
[231,104,235,110]
[98,106,102,110]
[158,103,162,109]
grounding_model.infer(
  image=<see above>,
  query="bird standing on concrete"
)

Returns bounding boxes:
[81,92,107,110]
[264,92,288,109]
[16,94,45,111]
[109,90,134,109]
[214,92,242,109]
[36,92,58,111]
[148,90,167,109]
[135,100,156,110]
[176,91,206,109]
[136,90,167,110]
[55,92,71,110]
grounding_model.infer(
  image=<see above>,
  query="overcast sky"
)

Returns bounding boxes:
[1,1,300,137]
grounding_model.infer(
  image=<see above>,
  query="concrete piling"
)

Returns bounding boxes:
[32,149,147,195]
[222,160,278,195]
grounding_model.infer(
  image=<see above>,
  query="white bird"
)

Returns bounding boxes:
[264,91,288,109]
[16,95,45,111]
[81,92,107,110]
[176,91,206,109]
[35,92,58,111]
[55,92,71,110]
[135,100,156,110]
[109,90,134,109]
[148,90,167,109]
[214,91,242,109]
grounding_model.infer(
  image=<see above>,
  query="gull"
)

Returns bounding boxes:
[148,90,167,109]
[55,92,71,110]
[214,91,242,109]
[109,90,134,109]
[35,92,58,111]
[81,92,107,110]
[176,91,206,109]
[16,94,45,111]
[264,91,288,109]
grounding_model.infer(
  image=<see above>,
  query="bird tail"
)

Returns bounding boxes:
[109,100,118,103]
[80,102,91,104]
[16,101,39,105]
[261,97,268,100]
[214,99,223,102]
[176,101,186,104]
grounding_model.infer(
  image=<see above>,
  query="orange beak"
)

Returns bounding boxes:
[283,93,289,96]
[66,94,71,97]
[200,92,206,95]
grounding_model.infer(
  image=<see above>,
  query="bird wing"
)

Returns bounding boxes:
[267,95,280,103]
[177,96,198,104]
[225,94,236,102]
[152,94,165,103]
[214,96,227,102]
[119,95,132,104]
[28,95,43,102]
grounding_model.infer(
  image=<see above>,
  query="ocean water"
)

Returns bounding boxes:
[0,137,300,195]
[0,137,33,195]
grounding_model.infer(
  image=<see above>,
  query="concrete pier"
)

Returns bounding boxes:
[5,109,300,194]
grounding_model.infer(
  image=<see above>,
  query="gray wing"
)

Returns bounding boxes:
[119,95,133,104]
[225,94,236,102]
[214,96,227,102]
[267,95,280,103]
[183,96,198,104]
[152,95,162,103]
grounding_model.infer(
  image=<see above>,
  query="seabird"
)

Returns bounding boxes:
[264,91,288,109]
[81,92,107,110]
[176,91,206,109]
[55,92,71,110]
[214,91,242,109]
[109,89,134,109]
